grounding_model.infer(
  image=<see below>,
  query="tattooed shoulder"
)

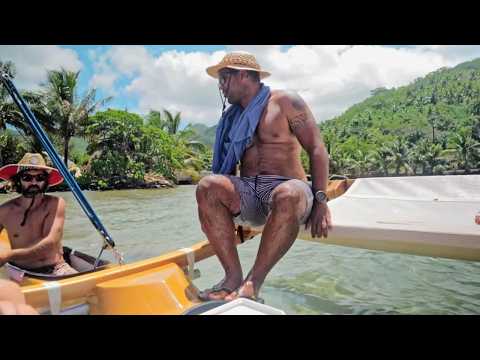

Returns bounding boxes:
[288,112,308,131]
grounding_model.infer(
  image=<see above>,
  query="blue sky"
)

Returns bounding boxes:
[61,45,228,112]
[2,45,480,126]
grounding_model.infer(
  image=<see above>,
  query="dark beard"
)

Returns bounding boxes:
[22,183,47,198]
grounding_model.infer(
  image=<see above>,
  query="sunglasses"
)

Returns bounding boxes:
[20,173,48,182]
[218,70,238,86]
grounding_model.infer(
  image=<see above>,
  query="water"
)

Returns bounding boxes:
[2,185,480,314]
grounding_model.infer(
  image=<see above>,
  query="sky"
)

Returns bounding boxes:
[2,45,480,127]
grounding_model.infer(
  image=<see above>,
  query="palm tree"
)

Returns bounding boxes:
[387,139,411,175]
[42,68,111,166]
[426,106,441,143]
[446,131,480,173]
[163,109,182,135]
[407,145,425,175]
[146,110,166,129]
[370,147,392,176]
[1,61,57,152]
[328,148,352,176]
[350,149,375,177]
[421,141,445,175]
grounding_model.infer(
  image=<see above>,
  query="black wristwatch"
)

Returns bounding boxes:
[314,190,328,203]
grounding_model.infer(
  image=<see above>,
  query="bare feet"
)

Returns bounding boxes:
[198,277,243,301]
[224,280,260,302]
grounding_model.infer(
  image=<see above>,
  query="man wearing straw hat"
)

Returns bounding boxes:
[0,153,77,277]
[196,51,331,302]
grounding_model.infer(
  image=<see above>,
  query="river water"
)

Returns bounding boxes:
[2,185,480,314]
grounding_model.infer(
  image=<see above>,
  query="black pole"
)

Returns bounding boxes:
[0,72,115,248]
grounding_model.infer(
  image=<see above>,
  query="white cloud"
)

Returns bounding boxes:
[414,45,480,63]
[0,45,83,90]
[89,45,480,126]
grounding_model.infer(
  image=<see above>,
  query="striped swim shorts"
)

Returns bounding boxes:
[226,174,314,227]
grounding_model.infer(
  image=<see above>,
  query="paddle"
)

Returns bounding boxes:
[0,72,120,267]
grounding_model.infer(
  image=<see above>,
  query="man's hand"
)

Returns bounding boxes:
[0,249,12,267]
[305,201,332,238]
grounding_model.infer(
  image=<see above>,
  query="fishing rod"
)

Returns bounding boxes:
[0,72,120,266]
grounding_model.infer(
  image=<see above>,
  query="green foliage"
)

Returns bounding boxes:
[319,58,480,177]
[84,109,190,185]
[0,130,29,166]
[41,68,112,166]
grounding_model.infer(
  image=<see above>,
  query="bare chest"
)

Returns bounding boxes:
[253,101,295,145]
[4,206,50,249]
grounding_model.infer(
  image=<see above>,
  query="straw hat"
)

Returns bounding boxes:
[0,153,64,187]
[206,51,271,79]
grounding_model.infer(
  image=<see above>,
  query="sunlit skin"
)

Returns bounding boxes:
[197,68,332,301]
[0,279,38,315]
[0,169,66,269]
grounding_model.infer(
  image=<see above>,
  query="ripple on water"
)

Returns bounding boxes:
[2,185,479,315]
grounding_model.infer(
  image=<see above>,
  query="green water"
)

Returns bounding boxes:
[2,185,480,314]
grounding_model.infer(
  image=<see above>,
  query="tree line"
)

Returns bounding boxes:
[316,59,480,177]
[0,61,212,190]
[2,57,480,191]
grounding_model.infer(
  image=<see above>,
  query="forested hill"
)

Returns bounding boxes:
[319,58,480,176]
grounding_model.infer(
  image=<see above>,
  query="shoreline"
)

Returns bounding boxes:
[0,180,193,194]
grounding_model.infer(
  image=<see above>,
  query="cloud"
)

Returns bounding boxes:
[0,45,83,90]
[414,45,480,63]
[89,45,480,125]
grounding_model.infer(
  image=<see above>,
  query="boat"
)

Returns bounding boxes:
[1,71,479,315]
[0,178,348,315]
[2,174,478,315]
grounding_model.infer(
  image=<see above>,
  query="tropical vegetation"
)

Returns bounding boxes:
[1,57,480,192]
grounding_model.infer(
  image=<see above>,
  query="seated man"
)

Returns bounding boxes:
[0,153,77,278]
[196,52,332,302]
[0,279,38,315]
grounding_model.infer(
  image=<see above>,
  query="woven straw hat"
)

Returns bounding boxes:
[206,51,271,79]
[0,153,64,187]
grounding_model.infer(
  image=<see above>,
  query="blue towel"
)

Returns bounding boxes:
[212,84,271,175]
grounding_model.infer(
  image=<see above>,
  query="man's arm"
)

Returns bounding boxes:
[282,91,332,238]
[6,197,66,264]
[0,207,10,266]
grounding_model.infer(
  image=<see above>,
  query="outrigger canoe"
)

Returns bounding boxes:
[1,174,478,315]
[1,71,479,315]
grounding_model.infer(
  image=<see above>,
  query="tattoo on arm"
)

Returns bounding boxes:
[288,112,308,131]
[286,91,310,132]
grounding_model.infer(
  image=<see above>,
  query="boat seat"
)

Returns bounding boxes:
[4,247,110,282]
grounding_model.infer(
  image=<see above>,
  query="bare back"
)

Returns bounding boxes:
[0,195,64,268]
[240,90,308,180]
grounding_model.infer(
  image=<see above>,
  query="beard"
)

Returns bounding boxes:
[22,183,48,198]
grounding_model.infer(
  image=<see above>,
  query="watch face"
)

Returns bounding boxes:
[315,191,327,202]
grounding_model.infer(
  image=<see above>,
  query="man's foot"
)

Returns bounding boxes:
[224,281,264,303]
[198,278,242,301]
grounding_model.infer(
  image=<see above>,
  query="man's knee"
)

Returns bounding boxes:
[0,279,25,304]
[197,175,224,199]
[271,185,303,214]
[196,175,237,204]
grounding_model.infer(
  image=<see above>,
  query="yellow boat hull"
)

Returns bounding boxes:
[0,180,350,315]
[0,225,256,315]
